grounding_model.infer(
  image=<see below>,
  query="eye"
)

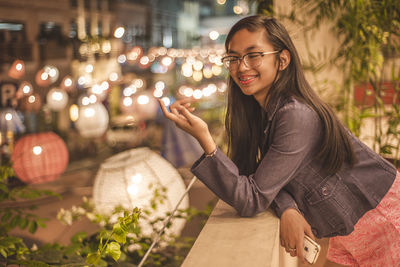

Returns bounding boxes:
[247,53,261,59]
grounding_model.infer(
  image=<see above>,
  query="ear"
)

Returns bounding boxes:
[279,49,290,71]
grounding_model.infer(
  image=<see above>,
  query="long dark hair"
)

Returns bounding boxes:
[225,15,356,176]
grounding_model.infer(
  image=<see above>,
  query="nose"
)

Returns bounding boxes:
[237,58,250,72]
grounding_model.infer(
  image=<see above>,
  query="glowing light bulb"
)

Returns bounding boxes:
[23,85,31,94]
[134,79,144,88]
[127,184,139,196]
[52,91,63,101]
[82,97,90,106]
[41,72,49,81]
[233,5,243,14]
[33,146,42,155]
[84,107,95,117]
[161,97,170,106]
[140,56,149,65]
[114,26,125,38]
[64,78,72,87]
[70,104,79,121]
[85,64,93,73]
[28,95,36,103]
[183,87,193,97]
[209,30,220,40]
[123,97,133,106]
[155,81,165,91]
[109,72,118,82]
[5,113,12,121]
[161,56,173,67]
[118,54,127,64]
[153,89,163,98]
[137,95,149,105]
[193,89,203,99]
[16,63,23,71]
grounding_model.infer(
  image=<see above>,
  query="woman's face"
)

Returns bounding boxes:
[227,28,279,106]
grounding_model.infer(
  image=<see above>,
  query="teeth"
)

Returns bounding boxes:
[240,77,253,81]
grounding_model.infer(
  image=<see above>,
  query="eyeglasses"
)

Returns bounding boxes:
[221,51,279,70]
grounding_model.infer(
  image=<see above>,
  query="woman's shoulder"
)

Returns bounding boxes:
[275,97,319,121]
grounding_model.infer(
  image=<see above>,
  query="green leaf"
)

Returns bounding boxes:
[1,210,12,222]
[0,247,7,258]
[19,217,29,229]
[105,242,121,261]
[0,183,8,193]
[28,220,38,234]
[10,214,21,228]
[112,223,126,244]
[86,251,101,265]
[71,231,87,244]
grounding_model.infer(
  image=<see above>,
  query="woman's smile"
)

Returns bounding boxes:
[239,75,258,85]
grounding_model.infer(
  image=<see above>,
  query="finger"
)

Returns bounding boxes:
[288,244,297,257]
[158,99,171,117]
[296,235,305,264]
[176,105,197,124]
[305,226,316,241]
[171,107,187,121]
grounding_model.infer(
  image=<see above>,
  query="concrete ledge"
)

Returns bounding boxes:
[182,200,298,267]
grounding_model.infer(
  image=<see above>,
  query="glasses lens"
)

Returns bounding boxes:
[244,53,262,68]
[222,56,236,69]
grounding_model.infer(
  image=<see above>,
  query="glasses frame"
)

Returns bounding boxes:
[222,51,280,70]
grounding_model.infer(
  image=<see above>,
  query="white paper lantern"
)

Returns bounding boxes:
[75,103,109,138]
[46,88,68,111]
[93,147,189,236]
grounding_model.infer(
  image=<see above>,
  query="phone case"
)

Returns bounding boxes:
[303,235,321,265]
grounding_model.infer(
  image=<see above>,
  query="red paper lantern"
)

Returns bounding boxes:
[8,60,25,79]
[35,69,51,87]
[11,132,69,184]
[19,93,42,113]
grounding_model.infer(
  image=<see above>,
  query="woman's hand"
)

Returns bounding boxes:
[158,98,216,154]
[280,208,316,264]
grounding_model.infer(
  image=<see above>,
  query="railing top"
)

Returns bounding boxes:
[182,200,287,267]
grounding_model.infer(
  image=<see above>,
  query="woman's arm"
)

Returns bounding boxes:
[159,99,321,216]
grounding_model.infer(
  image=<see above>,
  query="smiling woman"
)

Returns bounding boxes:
[158,15,400,266]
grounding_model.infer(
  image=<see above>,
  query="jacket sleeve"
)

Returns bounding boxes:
[191,105,321,217]
[271,189,299,218]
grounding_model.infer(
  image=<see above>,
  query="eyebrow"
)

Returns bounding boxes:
[227,45,261,54]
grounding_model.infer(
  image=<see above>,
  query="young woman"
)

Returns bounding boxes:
[158,15,400,266]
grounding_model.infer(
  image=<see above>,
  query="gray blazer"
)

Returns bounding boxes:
[191,97,397,238]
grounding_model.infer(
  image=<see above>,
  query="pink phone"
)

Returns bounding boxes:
[304,235,321,264]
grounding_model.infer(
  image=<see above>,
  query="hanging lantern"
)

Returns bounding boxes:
[60,75,75,93]
[35,69,51,87]
[132,91,158,120]
[0,108,26,134]
[75,103,109,138]
[43,65,59,84]
[46,87,68,111]
[8,60,25,79]
[19,93,42,113]
[11,132,68,184]
[16,81,33,99]
[93,147,189,236]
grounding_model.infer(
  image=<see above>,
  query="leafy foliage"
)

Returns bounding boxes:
[267,0,400,166]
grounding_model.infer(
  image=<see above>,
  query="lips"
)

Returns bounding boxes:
[239,75,257,85]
